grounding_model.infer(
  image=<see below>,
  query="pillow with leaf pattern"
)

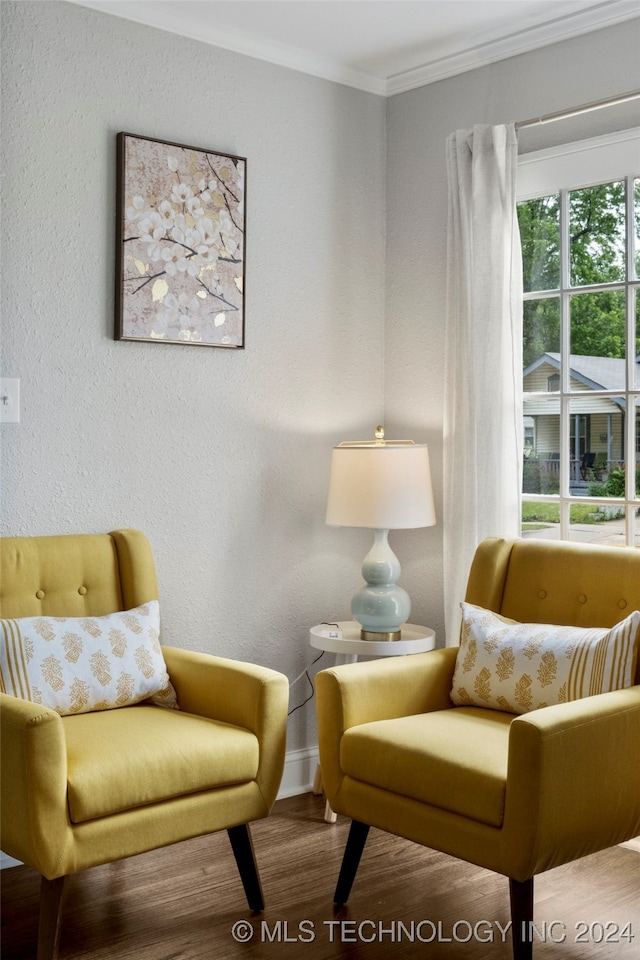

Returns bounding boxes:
[450,602,640,715]
[0,601,178,716]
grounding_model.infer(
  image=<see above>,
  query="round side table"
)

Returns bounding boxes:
[310,620,435,663]
[310,620,436,821]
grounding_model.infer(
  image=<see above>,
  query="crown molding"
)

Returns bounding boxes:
[68,1,640,98]
[69,0,388,94]
[386,1,640,96]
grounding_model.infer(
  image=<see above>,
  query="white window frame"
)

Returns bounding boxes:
[517,127,640,546]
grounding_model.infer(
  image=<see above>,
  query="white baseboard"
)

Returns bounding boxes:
[277,745,320,799]
[0,746,320,870]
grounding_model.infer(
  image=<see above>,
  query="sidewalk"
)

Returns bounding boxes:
[523,516,634,545]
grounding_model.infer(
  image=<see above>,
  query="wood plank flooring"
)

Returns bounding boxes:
[2,793,639,960]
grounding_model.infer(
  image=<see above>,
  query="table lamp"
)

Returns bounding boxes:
[326,426,436,640]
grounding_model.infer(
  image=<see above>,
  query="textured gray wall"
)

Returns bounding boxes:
[0,0,386,753]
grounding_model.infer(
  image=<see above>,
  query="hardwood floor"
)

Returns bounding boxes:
[2,793,639,960]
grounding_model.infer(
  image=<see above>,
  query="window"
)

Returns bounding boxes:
[517,130,639,547]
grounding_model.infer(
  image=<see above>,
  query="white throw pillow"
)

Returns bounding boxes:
[0,601,178,715]
[450,602,640,715]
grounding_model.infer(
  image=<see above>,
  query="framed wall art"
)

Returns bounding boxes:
[115,133,246,348]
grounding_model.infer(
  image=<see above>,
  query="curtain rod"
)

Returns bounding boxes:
[516,90,640,130]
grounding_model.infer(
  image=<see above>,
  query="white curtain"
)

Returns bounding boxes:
[443,124,523,644]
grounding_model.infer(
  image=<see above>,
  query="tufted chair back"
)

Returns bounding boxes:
[0,529,158,620]
[464,537,640,684]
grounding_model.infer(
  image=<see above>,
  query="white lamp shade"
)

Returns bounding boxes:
[326,443,436,530]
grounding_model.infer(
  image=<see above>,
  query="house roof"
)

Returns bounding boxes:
[524,352,640,392]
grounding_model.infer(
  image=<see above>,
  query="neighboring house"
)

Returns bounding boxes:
[523,353,640,481]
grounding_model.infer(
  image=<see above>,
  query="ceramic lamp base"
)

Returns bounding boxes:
[351,529,411,640]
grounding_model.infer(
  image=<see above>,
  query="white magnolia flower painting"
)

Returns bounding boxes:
[115,133,246,348]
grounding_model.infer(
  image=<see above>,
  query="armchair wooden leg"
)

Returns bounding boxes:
[334,820,370,907]
[509,877,534,960]
[38,875,67,960]
[227,824,265,912]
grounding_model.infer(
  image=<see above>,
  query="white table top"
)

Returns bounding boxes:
[310,620,435,657]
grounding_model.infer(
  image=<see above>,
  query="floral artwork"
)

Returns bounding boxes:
[115,133,246,347]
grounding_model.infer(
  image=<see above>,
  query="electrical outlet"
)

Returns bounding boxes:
[0,379,20,423]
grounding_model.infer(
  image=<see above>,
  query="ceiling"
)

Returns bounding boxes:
[70,0,639,95]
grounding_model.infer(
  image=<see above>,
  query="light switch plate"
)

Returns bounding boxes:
[0,378,20,422]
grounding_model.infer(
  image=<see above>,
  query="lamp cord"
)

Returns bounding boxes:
[288,651,325,716]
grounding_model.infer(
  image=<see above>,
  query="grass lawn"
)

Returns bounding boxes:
[521,502,618,525]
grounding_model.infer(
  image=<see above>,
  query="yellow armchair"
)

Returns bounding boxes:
[316,537,640,960]
[1,530,289,960]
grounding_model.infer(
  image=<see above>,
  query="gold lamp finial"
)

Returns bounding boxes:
[374,425,385,442]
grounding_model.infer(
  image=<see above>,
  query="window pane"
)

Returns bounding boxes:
[635,398,640,499]
[521,500,559,540]
[636,293,640,389]
[523,297,560,370]
[518,162,636,547]
[569,181,625,286]
[629,397,640,547]
[569,504,626,546]
[518,195,559,292]
[522,448,560,495]
[635,178,640,280]
[569,397,624,495]
[521,392,560,495]
[570,290,626,359]
[523,334,560,497]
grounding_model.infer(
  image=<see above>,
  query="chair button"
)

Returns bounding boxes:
[538,590,547,599]
[78,586,87,595]
[618,599,627,610]
[35,589,45,599]
[578,594,587,604]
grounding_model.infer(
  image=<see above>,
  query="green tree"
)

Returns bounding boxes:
[518,194,559,293]
[569,181,625,286]
[522,298,559,369]
[518,180,628,368]
[570,290,626,358]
